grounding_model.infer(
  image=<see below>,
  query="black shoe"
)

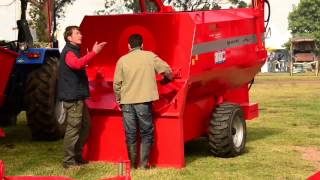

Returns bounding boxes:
[62,162,79,169]
[139,143,152,169]
[76,158,89,165]
[127,143,137,169]
[75,155,89,165]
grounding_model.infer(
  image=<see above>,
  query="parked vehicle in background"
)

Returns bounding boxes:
[290,38,319,76]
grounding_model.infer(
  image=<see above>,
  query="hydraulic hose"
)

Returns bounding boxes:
[264,0,271,30]
[248,78,255,90]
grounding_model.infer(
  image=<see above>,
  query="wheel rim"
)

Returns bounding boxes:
[232,115,244,148]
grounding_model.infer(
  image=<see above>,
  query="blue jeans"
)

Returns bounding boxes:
[121,102,154,145]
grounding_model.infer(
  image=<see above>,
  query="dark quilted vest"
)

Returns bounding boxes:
[57,43,89,101]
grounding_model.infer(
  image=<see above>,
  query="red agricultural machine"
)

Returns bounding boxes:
[1,0,269,173]
[80,0,269,168]
[0,47,17,138]
[0,48,17,109]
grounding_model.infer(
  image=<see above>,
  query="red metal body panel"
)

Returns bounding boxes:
[101,177,128,180]
[0,48,16,139]
[0,160,3,178]
[308,171,320,180]
[81,0,267,168]
[0,47,17,108]
[0,128,5,138]
[83,111,185,168]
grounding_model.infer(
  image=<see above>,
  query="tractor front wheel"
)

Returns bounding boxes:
[208,103,246,157]
[24,56,64,140]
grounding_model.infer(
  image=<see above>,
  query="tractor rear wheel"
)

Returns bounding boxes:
[24,56,64,140]
[208,103,246,157]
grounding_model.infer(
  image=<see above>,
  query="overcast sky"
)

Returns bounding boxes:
[0,0,20,41]
[0,0,300,49]
[266,0,300,48]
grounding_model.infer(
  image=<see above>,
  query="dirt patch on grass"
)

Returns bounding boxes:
[293,146,320,169]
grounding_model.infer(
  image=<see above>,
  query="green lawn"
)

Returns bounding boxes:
[1,73,320,180]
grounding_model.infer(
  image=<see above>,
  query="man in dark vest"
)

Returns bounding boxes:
[58,26,106,169]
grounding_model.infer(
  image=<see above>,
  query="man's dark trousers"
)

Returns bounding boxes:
[121,102,154,145]
[63,100,90,165]
[122,102,154,168]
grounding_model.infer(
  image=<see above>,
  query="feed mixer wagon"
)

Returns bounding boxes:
[0,47,17,137]
[80,0,268,168]
[0,48,17,109]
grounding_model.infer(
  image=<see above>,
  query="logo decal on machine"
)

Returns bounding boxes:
[192,34,258,55]
[214,50,226,64]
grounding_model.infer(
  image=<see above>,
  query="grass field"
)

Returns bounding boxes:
[1,73,320,180]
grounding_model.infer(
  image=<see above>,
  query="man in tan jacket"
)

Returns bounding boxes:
[113,34,172,169]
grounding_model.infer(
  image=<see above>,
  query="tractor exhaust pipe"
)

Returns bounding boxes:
[17,0,33,49]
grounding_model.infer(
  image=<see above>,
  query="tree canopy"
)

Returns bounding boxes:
[28,0,75,42]
[98,0,248,15]
[288,0,320,52]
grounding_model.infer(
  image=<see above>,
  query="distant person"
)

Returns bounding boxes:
[58,26,106,169]
[113,34,173,169]
[277,53,284,61]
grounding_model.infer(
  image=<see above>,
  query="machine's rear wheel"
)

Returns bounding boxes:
[24,56,64,140]
[208,103,246,157]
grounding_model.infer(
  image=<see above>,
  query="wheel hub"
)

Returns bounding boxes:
[232,116,244,148]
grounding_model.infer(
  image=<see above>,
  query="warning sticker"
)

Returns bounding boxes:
[214,50,226,64]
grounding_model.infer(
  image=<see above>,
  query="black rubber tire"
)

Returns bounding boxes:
[24,56,64,140]
[208,103,247,157]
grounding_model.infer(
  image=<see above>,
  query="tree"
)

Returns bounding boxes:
[170,0,221,11]
[96,0,138,14]
[28,0,76,42]
[288,0,320,53]
[98,0,248,14]
[229,0,248,8]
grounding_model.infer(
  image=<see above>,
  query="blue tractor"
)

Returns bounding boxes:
[0,0,63,140]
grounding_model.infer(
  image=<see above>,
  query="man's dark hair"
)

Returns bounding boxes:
[64,26,80,42]
[129,34,143,48]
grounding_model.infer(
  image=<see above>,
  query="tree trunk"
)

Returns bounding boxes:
[29,0,54,42]
[38,0,53,42]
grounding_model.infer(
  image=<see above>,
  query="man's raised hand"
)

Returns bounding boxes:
[92,41,107,54]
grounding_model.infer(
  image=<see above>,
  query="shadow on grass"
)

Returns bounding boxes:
[184,137,211,165]
[0,112,32,144]
[247,127,283,143]
[0,123,32,146]
[183,127,283,165]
